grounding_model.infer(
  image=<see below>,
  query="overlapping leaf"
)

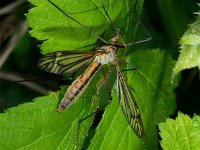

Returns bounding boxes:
[159,112,200,150]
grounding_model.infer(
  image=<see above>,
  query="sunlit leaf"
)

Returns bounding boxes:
[159,112,200,150]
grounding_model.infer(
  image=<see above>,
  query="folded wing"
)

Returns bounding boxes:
[115,67,144,137]
[38,51,96,76]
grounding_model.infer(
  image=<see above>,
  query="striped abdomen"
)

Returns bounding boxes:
[57,61,102,112]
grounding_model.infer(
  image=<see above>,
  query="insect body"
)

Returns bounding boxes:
[57,45,117,112]
[39,44,144,137]
[39,0,146,138]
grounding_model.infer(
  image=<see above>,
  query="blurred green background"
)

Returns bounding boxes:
[0,0,199,118]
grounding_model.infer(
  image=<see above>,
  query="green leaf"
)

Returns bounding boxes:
[27,0,141,54]
[172,5,200,79]
[0,89,98,149]
[88,48,177,150]
[159,112,200,150]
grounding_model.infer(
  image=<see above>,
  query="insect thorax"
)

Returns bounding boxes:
[95,45,117,65]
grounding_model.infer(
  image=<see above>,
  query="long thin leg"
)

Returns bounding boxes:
[99,0,118,35]
[100,66,112,101]
[76,67,113,149]
[122,21,152,47]
[118,59,138,71]
[48,0,108,44]
[76,101,111,149]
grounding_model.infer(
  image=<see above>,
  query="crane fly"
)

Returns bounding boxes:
[39,0,149,138]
